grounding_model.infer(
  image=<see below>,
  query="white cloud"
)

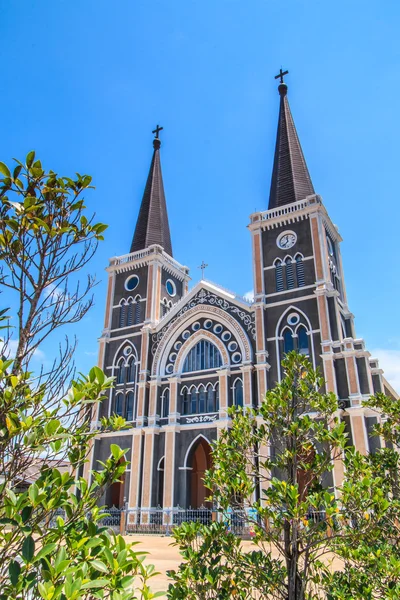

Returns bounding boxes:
[370,349,400,393]
[0,338,45,362]
[44,283,65,301]
[244,289,254,303]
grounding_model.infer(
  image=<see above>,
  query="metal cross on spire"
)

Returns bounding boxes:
[274,68,289,84]
[152,124,163,139]
[198,260,208,280]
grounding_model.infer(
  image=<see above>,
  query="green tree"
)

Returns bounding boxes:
[0,153,162,599]
[168,353,393,600]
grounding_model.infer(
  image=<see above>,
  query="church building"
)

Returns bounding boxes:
[88,73,397,512]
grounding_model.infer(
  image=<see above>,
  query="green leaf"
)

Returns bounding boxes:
[35,543,57,562]
[0,162,10,178]
[29,483,39,505]
[26,151,35,168]
[9,559,21,585]
[110,444,122,460]
[22,535,35,562]
[81,579,110,589]
[91,559,108,573]
[5,487,17,505]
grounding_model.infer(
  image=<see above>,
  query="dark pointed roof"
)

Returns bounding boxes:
[268,82,314,210]
[130,136,173,256]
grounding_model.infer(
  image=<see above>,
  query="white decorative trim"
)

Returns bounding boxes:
[152,303,253,377]
[185,414,218,423]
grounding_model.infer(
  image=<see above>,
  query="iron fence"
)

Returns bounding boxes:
[98,506,122,532]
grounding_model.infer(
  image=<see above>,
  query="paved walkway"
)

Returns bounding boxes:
[125,534,344,598]
[125,535,275,597]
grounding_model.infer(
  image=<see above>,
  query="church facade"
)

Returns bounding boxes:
[88,76,397,511]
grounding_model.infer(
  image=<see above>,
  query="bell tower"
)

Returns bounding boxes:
[249,71,382,475]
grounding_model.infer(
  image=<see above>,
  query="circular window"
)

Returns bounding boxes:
[204,319,213,329]
[166,364,174,374]
[182,330,191,340]
[123,346,132,356]
[228,341,238,352]
[232,352,242,364]
[125,274,139,291]
[222,331,231,342]
[166,279,176,297]
[174,341,182,351]
[213,324,223,334]
[192,322,201,331]
[169,352,177,362]
[287,312,300,326]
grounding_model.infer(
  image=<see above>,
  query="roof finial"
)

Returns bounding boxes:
[274,68,289,96]
[152,124,163,149]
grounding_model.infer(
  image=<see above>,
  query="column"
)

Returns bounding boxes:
[168,376,180,425]
[347,408,368,456]
[129,430,143,509]
[141,428,158,519]
[148,377,161,426]
[218,367,230,420]
[163,426,177,509]
[241,364,253,408]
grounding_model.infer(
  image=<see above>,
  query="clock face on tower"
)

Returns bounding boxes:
[277,231,297,250]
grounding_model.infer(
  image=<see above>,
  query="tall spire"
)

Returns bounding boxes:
[130,126,173,256]
[268,70,314,210]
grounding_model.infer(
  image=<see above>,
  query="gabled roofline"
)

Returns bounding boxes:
[153,278,254,332]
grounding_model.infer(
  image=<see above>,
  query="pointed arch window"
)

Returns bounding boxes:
[283,329,294,354]
[125,391,134,421]
[134,300,141,324]
[233,379,244,408]
[285,258,295,289]
[295,255,305,287]
[275,260,284,292]
[119,303,126,328]
[116,359,125,385]
[181,388,189,415]
[198,387,206,413]
[183,340,223,373]
[127,358,135,382]
[297,326,309,356]
[190,388,197,414]
[115,394,123,416]
[126,301,134,326]
[161,389,170,418]
[207,386,215,412]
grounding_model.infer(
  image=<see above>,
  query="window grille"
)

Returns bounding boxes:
[295,255,305,287]
[119,303,126,328]
[126,301,133,326]
[134,301,141,324]
[285,258,295,289]
[183,340,222,373]
[275,262,284,292]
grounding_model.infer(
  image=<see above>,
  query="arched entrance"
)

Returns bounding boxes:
[106,458,126,508]
[189,437,212,508]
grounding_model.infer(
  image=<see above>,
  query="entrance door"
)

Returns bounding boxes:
[190,438,212,508]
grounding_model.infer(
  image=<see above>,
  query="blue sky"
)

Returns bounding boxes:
[1,0,400,388]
